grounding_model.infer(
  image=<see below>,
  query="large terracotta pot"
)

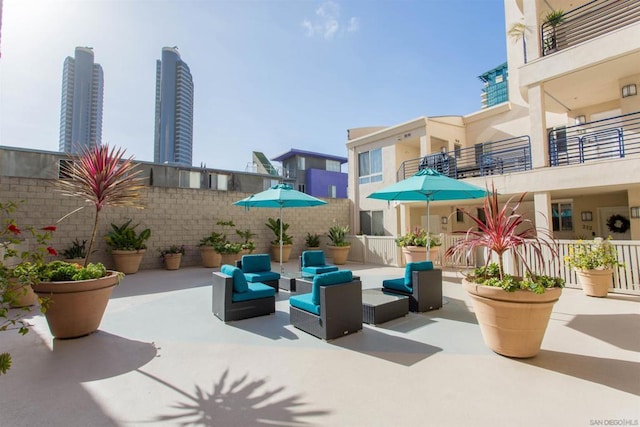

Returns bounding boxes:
[271,244,292,263]
[463,279,562,358]
[220,253,241,266]
[163,253,182,270]
[327,245,350,265]
[32,271,120,339]
[401,246,441,265]
[575,269,612,297]
[199,247,221,268]
[111,249,145,274]
[8,278,38,307]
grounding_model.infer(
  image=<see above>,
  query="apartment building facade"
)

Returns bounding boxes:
[347,0,640,241]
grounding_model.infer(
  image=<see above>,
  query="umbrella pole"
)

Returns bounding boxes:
[279,205,284,274]
[426,199,431,261]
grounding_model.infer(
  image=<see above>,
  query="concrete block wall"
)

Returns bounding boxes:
[0,176,350,271]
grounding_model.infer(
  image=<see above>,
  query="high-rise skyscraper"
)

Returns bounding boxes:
[154,47,194,166]
[59,47,104,153]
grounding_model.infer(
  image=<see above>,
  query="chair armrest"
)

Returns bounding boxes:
[320,279,362,319]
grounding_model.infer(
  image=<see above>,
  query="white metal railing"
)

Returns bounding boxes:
[346,234,639,294]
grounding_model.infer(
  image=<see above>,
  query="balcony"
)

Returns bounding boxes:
[549,111,640,167]
[541,0,640,57]
[397,135,531,181]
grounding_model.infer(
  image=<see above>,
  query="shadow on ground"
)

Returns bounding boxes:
[522,350,640,396]
[566,313,640,352]
[331,327,442,366]
[138,368,330,426]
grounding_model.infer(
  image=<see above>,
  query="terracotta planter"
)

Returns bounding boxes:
[271,244,293,263]
[220,253,241,266]
[111,249,145,274]
[463,279,562,358]
[8,278,38,307]
[401,246,441,265]
[163,253,182,270]
[65,258,86,265]
[576,269,612,298]
[327,245,350,265]
[32,271,120,339]
[199,247,221,268]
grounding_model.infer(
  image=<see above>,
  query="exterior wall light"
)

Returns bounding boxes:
[575,115,586,125]
[581,211,592,222]
[622,84,637,98]
[441,217,448,225]
[631,207,640,219]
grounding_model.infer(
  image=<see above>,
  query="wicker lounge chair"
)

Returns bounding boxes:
[289,270,362,340]
[382,261,442,312]
[236,254,280,292]
[300,250,339,275]
[212,265,276,322]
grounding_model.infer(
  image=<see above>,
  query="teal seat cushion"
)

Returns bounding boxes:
[302,250,325,267]
[404,261,433,286]
[241,254,271,273]
[301,265,338,275]
[311,270,353,305]
[232,282,275,302]
[221,264,248,293]
[289,293,320,315]
[245,271,280,283]
[383,277,412,293]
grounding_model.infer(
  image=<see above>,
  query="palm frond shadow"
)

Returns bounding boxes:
[138,368,330,426]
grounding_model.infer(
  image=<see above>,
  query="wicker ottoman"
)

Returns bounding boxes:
[362,289,409,325]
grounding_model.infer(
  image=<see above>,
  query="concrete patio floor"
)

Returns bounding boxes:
[1,263,639,427]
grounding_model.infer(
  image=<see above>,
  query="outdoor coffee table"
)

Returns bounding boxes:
[361,289,409,325]
[278,271,315,292]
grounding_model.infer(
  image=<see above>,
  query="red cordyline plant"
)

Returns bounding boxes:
[445,183,559,281]
[57,144,145,267]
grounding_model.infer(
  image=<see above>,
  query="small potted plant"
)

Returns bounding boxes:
[198,231,224,268]
[61,238,88,265]
[564,237,624,297]
[160,245,185,270]
[265,217,293,262]
[326,222,350,265]
[104,219,151,274]
[543,9,565,53]
[445,183,564,358]
[395,227,441,264]
[304,232,321,249]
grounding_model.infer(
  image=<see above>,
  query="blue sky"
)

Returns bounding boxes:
[0,0,507,172]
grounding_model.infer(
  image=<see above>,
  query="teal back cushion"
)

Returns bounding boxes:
[242,254,271,273]
[303,250,326,267]
[404,261,433,286]
[311,270,353,305]
[221,264,248,293]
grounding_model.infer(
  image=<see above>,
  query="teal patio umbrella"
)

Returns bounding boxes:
[234,184,327,273]
[367,168,488,260]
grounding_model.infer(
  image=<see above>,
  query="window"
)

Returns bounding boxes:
[297,157,306,170]
[359,210,383,235]
[552,202,573,232]
[298,184,306,193]
[58,159,74,179]
[326,160,341,172]
[358,148,382,184]
[328,185,337,198]
[179,171,201,188]
[456,208,464,223]
[263,179,279,190]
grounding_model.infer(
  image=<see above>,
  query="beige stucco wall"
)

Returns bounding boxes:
[0,176,349,271]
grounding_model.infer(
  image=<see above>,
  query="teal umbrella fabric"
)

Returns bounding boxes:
[367,168,488,260]
[234,184,327,272]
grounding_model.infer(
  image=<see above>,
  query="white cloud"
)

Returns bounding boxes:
[302,1,359,40]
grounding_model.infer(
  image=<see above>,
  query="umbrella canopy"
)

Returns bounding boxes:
[367,168,488,260]
[234,184,327,272]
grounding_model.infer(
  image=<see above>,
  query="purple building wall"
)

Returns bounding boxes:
[306,169,347,199]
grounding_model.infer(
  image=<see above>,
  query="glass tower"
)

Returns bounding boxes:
[479,63,508,109]
[59,47,104,153]
[154,47,194,166]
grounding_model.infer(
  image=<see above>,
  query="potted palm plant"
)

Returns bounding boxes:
[543,9,565,53]
[326,222,350,265]
[304,232,321,250]
[395,227,441,264]
[30,144,144,339]
[265,217,293,262]
[160,245,185,270]
[564,237,623,297]
[104,219,151,274]
[445,184,564,358]
[61,238,88,265]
